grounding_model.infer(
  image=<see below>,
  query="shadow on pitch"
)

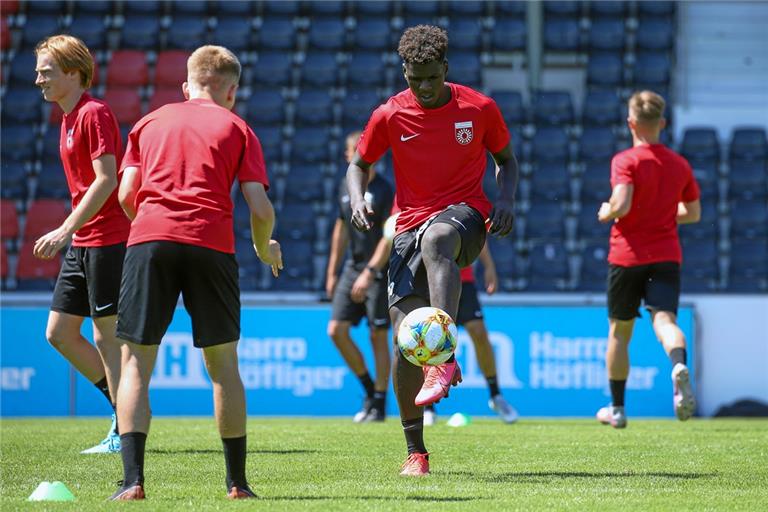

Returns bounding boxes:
[447,470,715,483]
[147,448,318,455]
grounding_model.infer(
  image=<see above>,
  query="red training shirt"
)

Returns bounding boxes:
[121,98,268,254]
[358,82,510,235]
[60,92,130,247]
[608,143,700,266]
[460,265,475,283]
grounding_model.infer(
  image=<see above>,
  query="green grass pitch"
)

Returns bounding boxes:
[1,417,766,510]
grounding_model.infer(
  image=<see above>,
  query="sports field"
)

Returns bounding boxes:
[1,417,766,511]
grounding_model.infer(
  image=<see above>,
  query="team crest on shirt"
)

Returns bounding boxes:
[66,128,75,149]
[455,121,473,145]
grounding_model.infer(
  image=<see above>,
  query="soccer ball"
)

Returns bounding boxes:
[397,307,458,366]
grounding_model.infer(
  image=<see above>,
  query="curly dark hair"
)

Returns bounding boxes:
[397,25,449,64]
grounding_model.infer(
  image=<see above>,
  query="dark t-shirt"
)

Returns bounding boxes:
[337,173,394,268]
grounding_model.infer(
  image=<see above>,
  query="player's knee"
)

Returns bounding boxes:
[327,321,345,340]
[45,325,72,349]
[652,310,677,328]
[421,225,459,262]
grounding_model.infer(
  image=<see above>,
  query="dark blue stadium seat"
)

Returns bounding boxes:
[730,200,768,239]
[492,18,527,51]
[530,161,570,202]
[544,19,580,51]
[40,129,61,164]
[403,15,440,30]
[495,1,526,18]
[283,165,326,203]
[449,19,483,51]
[257,17,296,50]
[638,1,675,18]
[525,202,565,241]
[448,52,482,87]
[532,126,570,162]
[729,238,768,291]
[213,1,252,15]
[121,15,161,49]
[170,0,207,14]
[681,127,720,164]
[276,203,316,241]
[262,0,300,16]
[8,51,36,87]
[578,240,608,292]
[22,16,61,48]
[491,90,526,126]
[679,200,717,240]
[253,126,283,164]
[232,194,251,239]
[122,0,162,14]
[1,88,42,124]
[591,1,625,17]
[346,51,385,87]
[582,90,621,126]
[36,163,70,200]
[252,51,293,87]
[588,19,625,51]
[353,0,391,16]
[308,1,346,16]
[579,127,616,162]
[308,19,347,51]
[291,127,332,163]
[577,203,611,240]
[587,53,623,87]
[25,0,63,14]
[680,238,718,292]
[341,89,380,127]
[633,52,672,87]
[68,15,108,49]
[0,161,28,200]
[353,19,391,51]
[487,237,523,290]
[246,89,285,126]
[527,241,569,291]
[533,91,574,126]
[580,160,611,202]
[73,0,112,14]
[294,89,334,126]
[448,0,485,16]
[636,19,674,51]
[166,16,208,50]
[690,161,718,201]
[235,237,263,291]
[403,1,441,15]
[301,52,339,87]
[1,124,36,163]
[544,1,581,16]
[210,17,253,52]
[728,161,767,200]
[730,127,767,162]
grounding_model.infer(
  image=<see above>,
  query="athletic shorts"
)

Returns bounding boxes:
[457,281,484,326]
[51,242,126,318]
[388,204,487,309]
[607,261,681,320]
[331,263,390,328]
[116,241,240,347]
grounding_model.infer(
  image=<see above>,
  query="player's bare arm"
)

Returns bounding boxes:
[34,154,118,260]
[477,243,498,295]
[346,150,374,232]
[118,165,140,221]
[350,234,392,303]
[242,181,282,277]
[326,219,349,298]
[488,143,519,237]
[676,199,702,224]
[598,183,634,223]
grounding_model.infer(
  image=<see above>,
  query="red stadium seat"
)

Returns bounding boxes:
[103,88,143,125]
[1,199,20,241]
[1,17,11,51]
[1,244,8,279]
[23,199,70,242]
[154,50,190,87]
[148,87,185,112]
[107,50,148,88]
[16,240,61,280]
[2,1,19,15]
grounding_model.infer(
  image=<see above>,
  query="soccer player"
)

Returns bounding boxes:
[347,25,519,475]
[109,45,282,500]
[595,90,701,429]
[424,243,518,425]
[326,131,394,423]
[33,35,128,454]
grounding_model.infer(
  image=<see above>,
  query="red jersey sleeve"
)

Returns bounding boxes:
[120,122,143,170]
[358,106,390,164]
[482,99,511,154]
[237,126,269,189]
[610,152,634,186]
[82,106,117,160]
[680,159,701,202]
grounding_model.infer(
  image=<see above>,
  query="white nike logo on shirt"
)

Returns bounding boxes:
[94,303,113,312]
[400,133,420,142]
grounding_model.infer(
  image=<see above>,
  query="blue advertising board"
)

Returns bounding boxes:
[1,305,695,418]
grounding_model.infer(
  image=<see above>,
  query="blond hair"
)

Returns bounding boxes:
[187,45,241,89]
[346,130,362,149]
[628,90,666,124]
[35,34,94,88]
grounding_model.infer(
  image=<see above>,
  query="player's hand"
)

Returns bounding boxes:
[255,240,283,277]
[350,269,373,303]
[484,266,498,295]
[33,227,71,260]
[350,198,374,232]
[489,199,515,237]
[325,274,338,299]
[597,202,612,223]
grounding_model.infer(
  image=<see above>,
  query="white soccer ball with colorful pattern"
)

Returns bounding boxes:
[397,307,458,366]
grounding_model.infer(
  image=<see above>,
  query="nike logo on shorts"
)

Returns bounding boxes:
[94,303,113,312]
[450,216,467,230]
[400,133,420,142]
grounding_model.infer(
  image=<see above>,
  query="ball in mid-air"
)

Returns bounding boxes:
[397,307,458,366]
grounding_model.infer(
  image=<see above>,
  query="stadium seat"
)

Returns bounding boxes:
[16,240,62,289]
[294,89,334,126]
[448,52,482,87]
[341,88,380,127]
[492,18,527,52]
[40,129,61,164]
[525,202,565,241]
[1,17,10,51]
[728,238,768,291]
[148,87,185,112]
[636,19,674,51]
[262,0,300,16]
[1,88,42,124]
[590,1,625,17]
[491,90,526,126]
[494,1,527,18]
[8,51,37,87]
[681,242,718,293]
[353,0,391,16]
[300,52,339,87]
[579,127,616,162]
[253,126,283,164]
[531,126,570,162]
[252,51,294,88]
[730,200,768,239]
[577,202,611,240]
[578,240,609,292]
[729,127,767,162]
[530,161,570,202]
[1,244,8,284]
[582,90,621,126]
[276,203,316,241]
[67,14,108,49]
[154,50,190,87]
[633,52,672,87]
[487,237,522,290]
[257,16,296,51]
[527,241,569,291]
[24,199,69,242]
[120,15,161,50]
[1,124,37,163]
[307,19,347,51]
[170,0,207,15]
[245,89,285,126]
[210,17,253,52]
[235,238,263,291]
[231,194,251,239]
[21,16,61,48]
[73,0,113,14]
[728,161,767,200]
[308,1,346,16]
[0,161,28,200]
[533,91,574,126]
[580,160,611,202]
[588,18,625,51]
[122,0,162,14]
[403,1,441,15]
[290,127,332,163]
[544,19,580,52]
[282,165,326,203]
[102,88,143,125]
[586,53,623,87]
[346,51,385,87]
[106,50,149,88]
[165,16,208,50]
[1,200,20,242]
[353,19,391,51]
[678,200,717,240]
[681,127,720,164]
[1,0,19,15]
[211,0,251,15]
[448,0,485,16]
[449,19,483,51]
[638,1,675,18]
[35,162,71,200]
[690,161,718,201]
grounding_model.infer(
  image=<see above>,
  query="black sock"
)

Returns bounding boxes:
[669,348,687,367]
[222,436,248,489]
[402,418,427,455]
[120,432,147,487]
[94,377,113,408]
[373,391,386,410]
[609,379,626,407]
[358,372,375,398]
[486,376,500,398]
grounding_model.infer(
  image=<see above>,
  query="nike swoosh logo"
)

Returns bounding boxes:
[451,217,467,230]
[400,133,420,142]
[94,303,113,312]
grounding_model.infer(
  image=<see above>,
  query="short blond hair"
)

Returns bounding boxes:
[35,34,94,88]
[187,45,241,89]
[346,130,362,148]
[628,90,666,124]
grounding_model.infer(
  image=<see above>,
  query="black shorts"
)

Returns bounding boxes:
[331,263,390,328]
[388,204,487,309]
[51,243,126,318]
[116,241,240,348]
[457,281,484,326]
[607,262,681,320]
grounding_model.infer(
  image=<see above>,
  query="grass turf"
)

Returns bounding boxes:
[1,417,766,511]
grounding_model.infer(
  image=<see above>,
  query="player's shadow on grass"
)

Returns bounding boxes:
[448,471,715,483]
[147,448,318,455]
